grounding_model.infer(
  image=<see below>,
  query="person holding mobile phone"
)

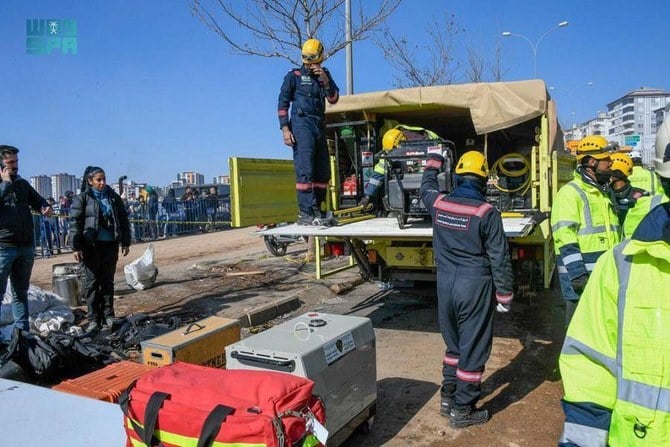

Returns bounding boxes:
[0,145,52,333]
[278,38,339,226]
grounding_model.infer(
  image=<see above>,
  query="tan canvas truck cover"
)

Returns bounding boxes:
[325,79,562,155]
[232,80,564,228]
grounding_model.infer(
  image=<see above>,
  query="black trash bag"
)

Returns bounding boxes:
[0,328,63,383]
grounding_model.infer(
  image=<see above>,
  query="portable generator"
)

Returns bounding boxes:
[383,139,455,228]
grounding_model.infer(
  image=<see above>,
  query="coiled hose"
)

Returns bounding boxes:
[490,153,531,194]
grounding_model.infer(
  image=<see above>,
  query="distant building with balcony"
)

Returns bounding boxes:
[606,87,670,165]
[565,112,613,144]
[213,175,230,185]
[177,171,204,186]
[30,175,52,199]
[564,87,670,166]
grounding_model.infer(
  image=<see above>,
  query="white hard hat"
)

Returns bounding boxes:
[655,118,670,179]
[629,150,642,160]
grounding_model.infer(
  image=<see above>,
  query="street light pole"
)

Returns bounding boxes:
[502,21,568,78]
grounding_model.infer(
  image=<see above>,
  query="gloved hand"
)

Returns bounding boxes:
[531,210,550,224]
[496,303,512,314]
[496,302,512,313]
[570,274,589,295]
[426,152,445,169]
[358,195,371,209]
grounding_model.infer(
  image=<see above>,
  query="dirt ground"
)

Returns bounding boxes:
[31,228,567,446]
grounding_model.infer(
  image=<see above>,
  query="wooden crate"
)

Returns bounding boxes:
[141,316,240,368]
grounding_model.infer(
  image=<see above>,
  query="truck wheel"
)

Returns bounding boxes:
[264,236,288,256]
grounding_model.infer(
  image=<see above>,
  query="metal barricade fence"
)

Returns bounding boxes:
[128,197,231,242]
[34,211,66,258]
[33,198,231,256]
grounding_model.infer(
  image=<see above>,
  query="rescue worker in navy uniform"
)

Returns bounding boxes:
[420,150,514,429]
[278,38,339,225]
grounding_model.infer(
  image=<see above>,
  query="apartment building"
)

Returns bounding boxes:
[30,175,52,199]
[565,87,669,166]
[51,173,79,201]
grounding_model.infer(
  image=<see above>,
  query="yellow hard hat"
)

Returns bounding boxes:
[382,128,406,151]
[577,135,611,161]
[455,151,489,178]
[610,153,633,177]
[301,39,324,64]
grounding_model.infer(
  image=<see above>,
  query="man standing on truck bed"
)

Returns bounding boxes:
[420,150,514,429]
[550,135,620,325]
[278,38,339,226]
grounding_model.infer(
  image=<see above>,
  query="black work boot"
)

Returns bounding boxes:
[296,212,314,226]
[313,210,337,227]
[440,395,454,418]
[440,385,455,418]
[449,406,490,429]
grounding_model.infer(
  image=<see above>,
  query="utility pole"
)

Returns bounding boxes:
[345,0,353,94]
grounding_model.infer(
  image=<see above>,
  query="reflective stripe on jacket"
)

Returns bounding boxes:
[364,159,386,197]
[550,171,620,300]
[559,205,670,446]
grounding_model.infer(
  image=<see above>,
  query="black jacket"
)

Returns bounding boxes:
[69,186,131,251]
[0,176,49,246]
[420,157,513,297]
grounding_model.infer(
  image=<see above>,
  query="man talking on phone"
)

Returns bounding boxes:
[0,145,52,332]
[278,38,339,226]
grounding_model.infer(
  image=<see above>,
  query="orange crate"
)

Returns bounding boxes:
[52,361,154,402]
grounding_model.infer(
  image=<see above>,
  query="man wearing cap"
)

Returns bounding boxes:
[550,135,620,324]
[278,38,339,226]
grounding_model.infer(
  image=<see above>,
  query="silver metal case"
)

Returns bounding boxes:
[226,312,376,443]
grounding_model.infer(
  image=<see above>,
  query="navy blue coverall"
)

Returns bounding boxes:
[420,154,514,410]
[278,65,339,217]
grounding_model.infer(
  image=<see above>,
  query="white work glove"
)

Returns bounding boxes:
[496,302,512,313]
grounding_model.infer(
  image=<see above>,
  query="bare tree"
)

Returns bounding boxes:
[488,40,505,82]
[378,12,508,87]
[466,45,485,83]
[188,0,402,65]
[377,13,463,88]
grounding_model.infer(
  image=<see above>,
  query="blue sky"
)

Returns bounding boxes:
[2,0,669,187]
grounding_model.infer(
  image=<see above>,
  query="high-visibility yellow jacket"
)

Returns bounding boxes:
[622,192,669,238]
[559,202,670,446]
[550,170,620,300]
[629,165,663,195]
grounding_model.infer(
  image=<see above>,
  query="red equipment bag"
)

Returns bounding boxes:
[119,362,325,447]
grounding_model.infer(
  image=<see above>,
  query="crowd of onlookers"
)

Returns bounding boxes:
[35,186,231,258]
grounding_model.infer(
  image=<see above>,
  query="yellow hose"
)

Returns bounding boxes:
[491,153,530,193]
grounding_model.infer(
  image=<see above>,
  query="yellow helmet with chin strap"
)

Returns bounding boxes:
[302,39,324,64]
[455,151,489,178]
[577,135,612,161]
[610,153,633,178]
